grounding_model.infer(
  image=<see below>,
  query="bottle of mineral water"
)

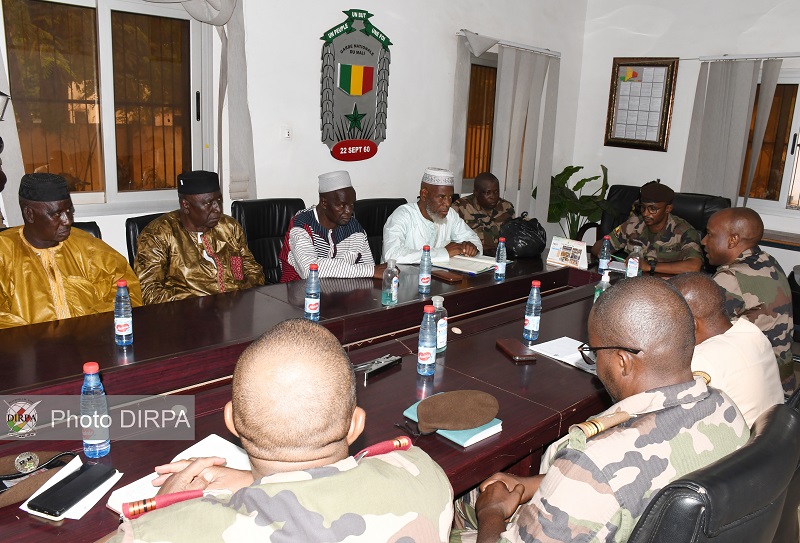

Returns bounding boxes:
[114,280,133,346]
[81,362,111,458]
[522,280,542,345]
[417,305,437,376]
[598,236,612,274]
[418,245,432,295]
[304,264,321,321]
[495,237,507,280]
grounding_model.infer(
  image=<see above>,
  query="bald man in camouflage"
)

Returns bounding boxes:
[107,319,453,542]
[452,277,748,543]
[702,207,795,395]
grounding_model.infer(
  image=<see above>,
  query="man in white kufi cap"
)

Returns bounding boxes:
[382,167,481,264]
[279,171,383,281]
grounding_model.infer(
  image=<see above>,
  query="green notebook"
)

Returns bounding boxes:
[403,400,502,447]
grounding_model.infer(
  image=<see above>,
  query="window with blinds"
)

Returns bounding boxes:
[463,64,496,180]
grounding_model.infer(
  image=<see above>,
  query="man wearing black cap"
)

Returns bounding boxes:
[135,170,264,304]
[0,173,141,328]
[590,181,703,275]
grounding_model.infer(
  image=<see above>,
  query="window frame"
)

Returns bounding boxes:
[736,68,800,223]
[0,0,213,216]
[461,51,497,195]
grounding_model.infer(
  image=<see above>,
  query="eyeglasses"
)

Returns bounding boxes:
[639,204,667,215]
[578,343,642,365]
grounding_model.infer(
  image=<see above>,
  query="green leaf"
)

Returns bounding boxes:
[571,175,600,193]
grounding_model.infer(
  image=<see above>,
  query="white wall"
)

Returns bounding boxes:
[572,0,800,270]
[244,0,587,207]
[57,0,589,257]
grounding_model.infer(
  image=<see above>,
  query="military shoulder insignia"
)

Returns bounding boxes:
[320,9,391,162]
[692,370,711,385]
[570,411,631,440]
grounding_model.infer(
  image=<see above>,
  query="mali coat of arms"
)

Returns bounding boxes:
[321,9,391,161]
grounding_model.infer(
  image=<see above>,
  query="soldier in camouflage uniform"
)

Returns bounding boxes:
[451,277,749,543]
[591,181,703,275]
[703,207,795,394]
[109,319,453,543]
[452,172,515,252]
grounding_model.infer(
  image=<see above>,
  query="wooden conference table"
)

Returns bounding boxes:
[0,258,609,542]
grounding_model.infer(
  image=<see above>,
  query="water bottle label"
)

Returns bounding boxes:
[419,273,431,286]
[626,257,639,278]
[496,262,506,274]
[417,346,436,366]
[524,314,540,332]
[598,257,610,270]
[114,317,132,335]
[436,318,447,348]
[304,297,320,314]
[391,276,399,302]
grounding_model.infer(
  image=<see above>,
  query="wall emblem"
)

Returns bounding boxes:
[321,9,391,161]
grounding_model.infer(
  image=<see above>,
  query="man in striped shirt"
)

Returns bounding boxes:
[279,171,384,282]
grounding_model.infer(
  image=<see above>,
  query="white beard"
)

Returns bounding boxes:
[426,202,447,225]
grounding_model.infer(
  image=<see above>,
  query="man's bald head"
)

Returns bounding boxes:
[231,319,356,462]
[669,272,726,322]
[702,207,764,266]
[591,276,695,380]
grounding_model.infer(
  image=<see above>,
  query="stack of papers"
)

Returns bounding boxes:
[529,336,597,375]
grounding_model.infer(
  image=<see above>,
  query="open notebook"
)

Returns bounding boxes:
[433,255,500,275]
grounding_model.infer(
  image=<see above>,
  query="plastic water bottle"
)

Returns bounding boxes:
[114,280,133,346]
[381,259,400,306]
[81,362,111,458]
[522,280,542,345]
[495,237,507,280]
[594,270,611,303]
[598,236,612,274]
[418,245,432,295]
[417,305,437,376]
[626,246,642,278]
[431,295,448,353]
[304,263,321,321]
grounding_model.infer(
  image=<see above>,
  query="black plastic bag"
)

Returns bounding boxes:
[499,212,547,258]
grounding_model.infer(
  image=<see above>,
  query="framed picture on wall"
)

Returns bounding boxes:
[604,57,679,152]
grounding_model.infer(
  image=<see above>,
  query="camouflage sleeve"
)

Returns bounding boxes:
[678,226,703,261]
[713,269,747,318]
[502,449,626,543]
[606,219,629,252]
[452,198,468,220]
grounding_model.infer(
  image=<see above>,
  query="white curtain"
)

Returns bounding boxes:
[682,59,781,205]
[491,46,559,221]
[0,50,25,226]
[449,31,559,221]
[145,0,256,199]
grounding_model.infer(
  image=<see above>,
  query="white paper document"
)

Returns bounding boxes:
[529,336,597,375]
[106,433,250,514]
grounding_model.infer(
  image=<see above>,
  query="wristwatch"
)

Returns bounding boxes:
[648,258,657,276]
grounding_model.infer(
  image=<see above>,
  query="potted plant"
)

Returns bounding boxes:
[536,165,614,240]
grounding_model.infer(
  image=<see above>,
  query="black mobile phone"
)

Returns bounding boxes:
[28,463,115,518]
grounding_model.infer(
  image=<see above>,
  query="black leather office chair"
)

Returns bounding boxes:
[231,198,305,284]
[73,221,102,239]
[577,184,731,243]
[627,404,800,543]
[775,389,800,543]
[125,212,163,267]
[788,271,800,342]
[353,197,406,263]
